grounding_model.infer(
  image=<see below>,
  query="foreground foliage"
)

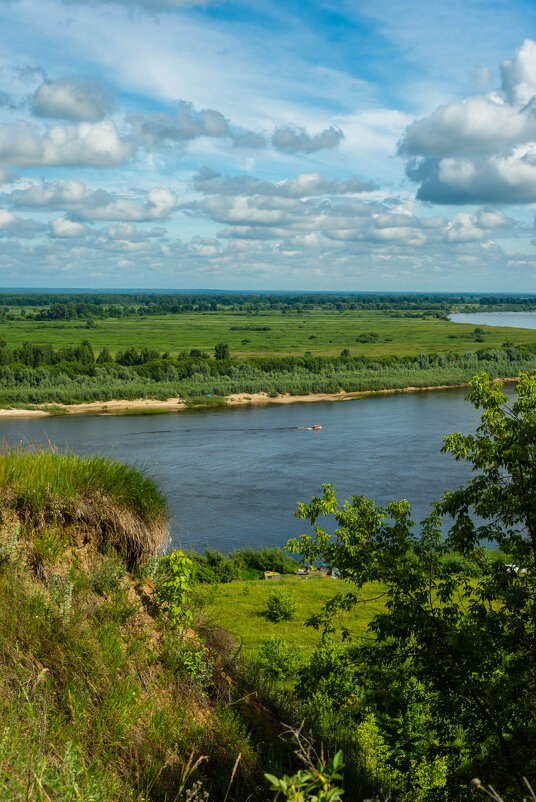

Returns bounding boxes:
[286,371,536,798]
[0,451,292,801]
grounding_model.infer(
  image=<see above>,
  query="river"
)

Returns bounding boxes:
[0,387,495,553]
[449,311,536,329]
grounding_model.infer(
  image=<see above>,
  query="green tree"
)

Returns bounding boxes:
[96,347,113,364]
[214,342,230,360]
[287,372,536,793]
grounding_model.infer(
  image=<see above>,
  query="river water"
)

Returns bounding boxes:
[0,388,492,553]
[449,311,536,329]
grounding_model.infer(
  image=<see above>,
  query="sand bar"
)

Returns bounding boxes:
[0,377,517,418]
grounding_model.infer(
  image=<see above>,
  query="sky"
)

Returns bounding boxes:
[1,0,536,290]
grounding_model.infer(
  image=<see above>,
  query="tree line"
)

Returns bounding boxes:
[1,291,536,321]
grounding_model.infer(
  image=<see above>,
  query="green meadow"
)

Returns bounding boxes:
[2,308,536,357]
[197,574,386,659]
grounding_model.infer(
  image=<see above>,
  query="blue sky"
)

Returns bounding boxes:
[1,0,536,290]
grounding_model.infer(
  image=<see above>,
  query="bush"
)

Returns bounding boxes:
[235,546,297,575]
[440,551,482,576]
[189,548,240,584]
[262,590,297,622]
[258,635,302,680]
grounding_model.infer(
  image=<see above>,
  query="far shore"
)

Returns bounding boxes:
[0,377,518,419]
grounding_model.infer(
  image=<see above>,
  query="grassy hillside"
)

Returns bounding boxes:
[0,447,295,801]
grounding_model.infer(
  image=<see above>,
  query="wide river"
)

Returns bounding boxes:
[0,387,496,553]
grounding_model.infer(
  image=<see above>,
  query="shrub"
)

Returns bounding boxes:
[161,634,212,683]
[258,635,302,680]
[189,548,240,584]
[156,549,194,631]
[235,546,297,575]
[262,590,297,622]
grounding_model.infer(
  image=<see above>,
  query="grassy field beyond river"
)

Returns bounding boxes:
[2,301,536,409]
[3,307,536,357]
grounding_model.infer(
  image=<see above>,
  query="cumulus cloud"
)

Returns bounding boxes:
[500,39,536,107]
[192,187,514,252]
[398,39,536,204]
[0,209,45,237]
[75,187,177,221]
[130,101,232,148]
[407,145,536,204]
[103,222,166,240]
[400,96,536,159]
[31,78,113,121]
[271,125,343,153]
[50,216,89,238]
[130,102,347,156]
[230,130,267,149]
[0,121,134,168]
[192,168,376,197]
[0,169,18,185]
[130,101,268,151]
[8,180,176,221]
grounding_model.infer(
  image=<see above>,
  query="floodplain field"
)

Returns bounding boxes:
[197,574,386,660]
[2,308,536,357]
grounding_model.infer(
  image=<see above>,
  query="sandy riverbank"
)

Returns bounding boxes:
[0,377,517,418]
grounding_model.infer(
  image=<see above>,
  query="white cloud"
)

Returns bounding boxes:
[399,40,536,203]
[192,188,516,252]
[400,95,536,158]
[0,208,45,237]
[500,39,536,107]
[103,222,165,240]
[130,101,232,148]
[192,168,376,197]
[410,144,536,204]
[0,121,134,168]
[129,100,269,152]
[0,168,18,185]
[50,216,89,237]
[271,124,343,153]
[31,77,113,121]
[79,187,176,221]
[8,180,177,221]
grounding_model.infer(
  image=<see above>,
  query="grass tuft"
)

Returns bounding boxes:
[0,444,169,567]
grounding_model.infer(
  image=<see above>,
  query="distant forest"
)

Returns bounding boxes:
[0,291,535,321]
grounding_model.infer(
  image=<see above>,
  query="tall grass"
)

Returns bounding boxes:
[0,445,169,566]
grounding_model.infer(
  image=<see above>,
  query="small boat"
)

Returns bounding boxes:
[313,424,322,430]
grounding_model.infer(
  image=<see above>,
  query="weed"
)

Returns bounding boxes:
[28,527,64,572]
[161,635,213,684]
[91,555,126,595]
[0,521,19,564]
